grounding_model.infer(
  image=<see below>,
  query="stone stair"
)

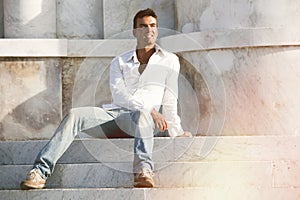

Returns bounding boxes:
[1,136,300,199]
[1,0,300,199]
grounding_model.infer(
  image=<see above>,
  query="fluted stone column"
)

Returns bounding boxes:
[57,0,103,39]
[3,0,56,38]
[174,0,300,135]
[0,0,3,38]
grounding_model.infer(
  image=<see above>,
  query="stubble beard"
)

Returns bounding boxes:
[143,33,157,47]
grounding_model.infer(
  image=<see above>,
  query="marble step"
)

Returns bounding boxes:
[2,187,300,200]
[1,160,275,189]
[1,136,300,165]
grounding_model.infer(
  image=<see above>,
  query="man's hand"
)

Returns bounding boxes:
[151,109,168,132]
[177,131,192,137]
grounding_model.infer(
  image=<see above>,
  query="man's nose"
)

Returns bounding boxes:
[144,25,153,31]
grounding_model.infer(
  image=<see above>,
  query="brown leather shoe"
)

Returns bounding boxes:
[134,168,154,188]
[20,169,46,190]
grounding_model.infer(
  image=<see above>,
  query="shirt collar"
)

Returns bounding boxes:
[126,44,166,62]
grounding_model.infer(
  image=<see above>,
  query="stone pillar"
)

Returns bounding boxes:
[0,0,3,38]
[57,0,103,39]
[3,0,56,38]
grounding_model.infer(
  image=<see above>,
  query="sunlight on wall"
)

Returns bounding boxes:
[0,61,47,121]
[19,0,42,23]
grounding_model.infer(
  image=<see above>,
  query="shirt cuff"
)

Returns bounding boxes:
[167,124,184,137]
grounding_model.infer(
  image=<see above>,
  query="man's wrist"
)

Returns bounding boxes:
[150,108,158,117]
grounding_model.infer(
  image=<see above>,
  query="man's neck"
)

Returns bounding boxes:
[136,47,155,56]
[136,44,156,64]
[136,43,155,53]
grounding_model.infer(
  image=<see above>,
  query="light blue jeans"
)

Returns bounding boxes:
[33,107,161,180]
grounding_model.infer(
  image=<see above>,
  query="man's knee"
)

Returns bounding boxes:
[67,108,79,118]
[66,108,85,121]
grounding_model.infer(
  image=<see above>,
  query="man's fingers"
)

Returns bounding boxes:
[164,120,168,129]
[155,121,163,131]
[177,131,192,137]
[161,120,168,131]
[162,121,167,131]
[156,121,166,131]
[151,110,168,131]
[155,122,160,129]
[153,116,168,131]
[159,121,165,131]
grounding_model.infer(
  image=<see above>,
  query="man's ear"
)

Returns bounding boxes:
[132,29,137,38]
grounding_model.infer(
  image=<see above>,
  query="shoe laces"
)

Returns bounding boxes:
[139,168,154,177]
[28,169,41,180]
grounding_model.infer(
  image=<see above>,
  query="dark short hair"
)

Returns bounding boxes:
[133,8,158,29]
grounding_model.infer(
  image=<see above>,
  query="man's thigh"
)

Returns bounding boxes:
[82,109,169,138]
[81,109,133,138]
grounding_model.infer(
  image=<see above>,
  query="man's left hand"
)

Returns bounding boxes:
[177,131,192,137]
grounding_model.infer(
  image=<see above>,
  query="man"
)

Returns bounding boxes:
[20,8,191,190]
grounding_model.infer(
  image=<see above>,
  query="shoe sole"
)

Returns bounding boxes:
[20,182,45,190]
[134,181,154,188]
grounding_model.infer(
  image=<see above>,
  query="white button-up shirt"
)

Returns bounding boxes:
[109,45,184,137]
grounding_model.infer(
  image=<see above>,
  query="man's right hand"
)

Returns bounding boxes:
[150,109,168,132]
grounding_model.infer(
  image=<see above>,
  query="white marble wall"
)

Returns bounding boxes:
[180,46,300,136]
[3,0,56,38]
[1,0,299,39]
[176,0,300,33]
[0,0,300,139]
[103,0,176,39]
[57,0,103,39]
[0,59,62,140]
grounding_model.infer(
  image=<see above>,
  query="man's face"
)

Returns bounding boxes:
[133,16,158,47]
